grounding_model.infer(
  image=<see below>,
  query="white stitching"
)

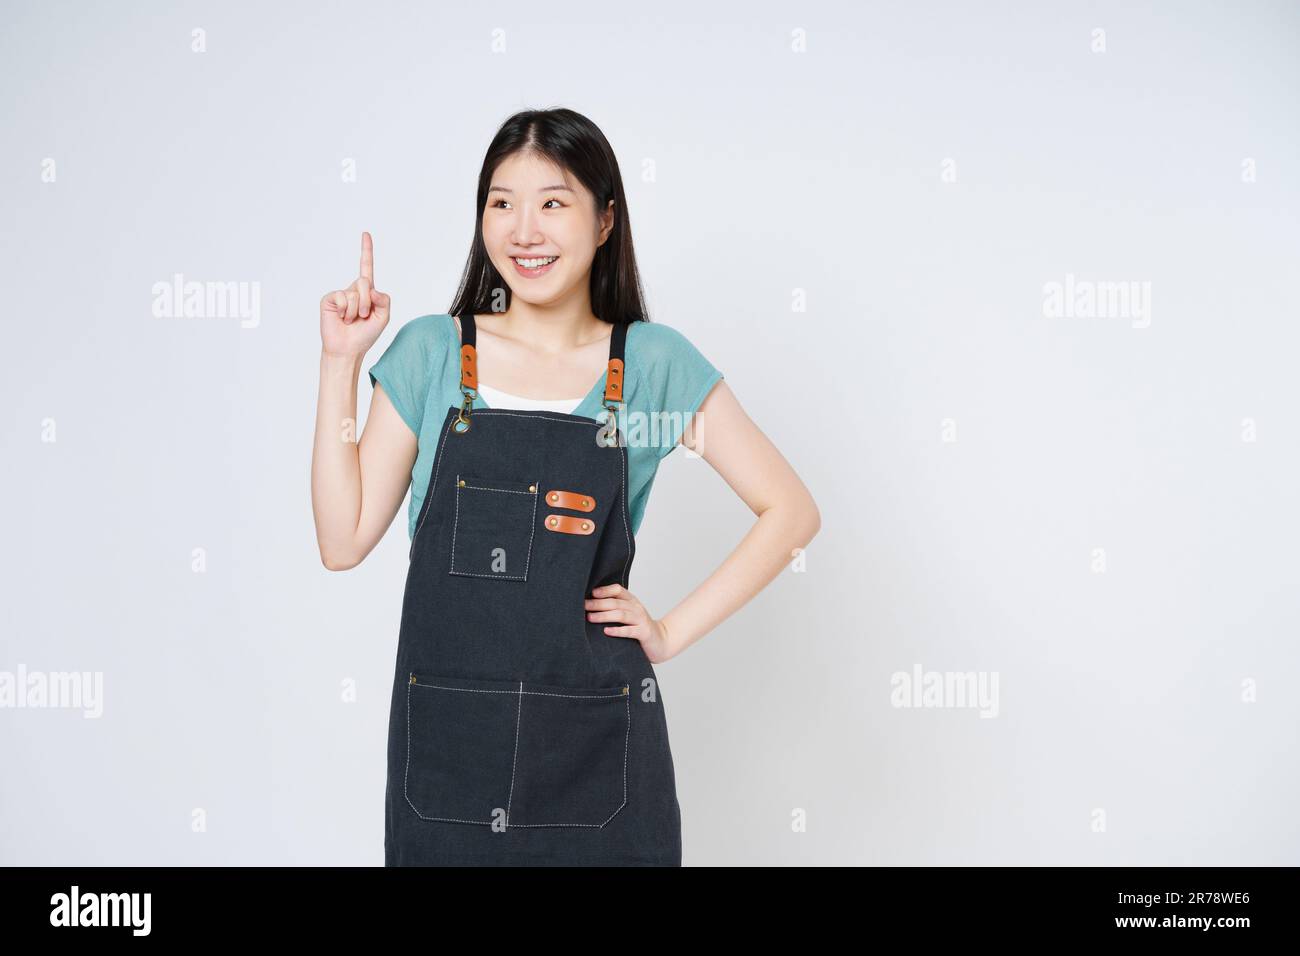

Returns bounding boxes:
[449,472,462,568]
[461,483,534,494]
[405,675,498,825]
[506,681,522,829]
[409,409,458,560]
[410,680,627,698]
[406,676,631,829]
[523,488,539,577]
[506,691,630,829]
[412,408,618,564]
[468,409,601,426]
[403,402,633,829]
[617,439,632,585]
[448,475,538,580]
[448,570,530,580]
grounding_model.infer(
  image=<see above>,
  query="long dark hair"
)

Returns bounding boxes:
[448,108,650,328]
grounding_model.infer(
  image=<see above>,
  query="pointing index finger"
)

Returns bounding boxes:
[360,231,374,283]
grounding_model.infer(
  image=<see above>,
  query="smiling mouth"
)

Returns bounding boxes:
[511,255,559,277]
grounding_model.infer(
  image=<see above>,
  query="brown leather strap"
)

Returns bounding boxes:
[461,313,623,401]
[603,321,627,403]
[543,513,596,535]
[459,313,477,390]
[604,358,623,402]
[544,489,596,512]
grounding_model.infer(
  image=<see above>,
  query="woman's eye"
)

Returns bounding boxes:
[488,199,561,209]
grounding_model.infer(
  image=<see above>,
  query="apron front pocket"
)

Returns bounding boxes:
[506,680,631,829]
[448,474,539,581]
[405,673,521,825]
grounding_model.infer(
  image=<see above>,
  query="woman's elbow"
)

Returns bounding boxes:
[788,493,820,546]
[319,543,363,572]
[801,499,822,544]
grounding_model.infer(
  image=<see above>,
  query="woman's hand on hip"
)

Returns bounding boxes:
[320,230,391,357]
[585,584,676,663]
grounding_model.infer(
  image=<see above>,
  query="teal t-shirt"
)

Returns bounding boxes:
[367,314,724,540]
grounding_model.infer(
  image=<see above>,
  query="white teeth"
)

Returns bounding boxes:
[514,256,557,269]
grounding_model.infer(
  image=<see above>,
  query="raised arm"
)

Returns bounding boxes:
[311,231,416,570]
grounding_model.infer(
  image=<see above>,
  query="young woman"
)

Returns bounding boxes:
[311,109,820,866]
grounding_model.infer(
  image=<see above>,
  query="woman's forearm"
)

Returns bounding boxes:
[312,350,365,569]
[660,498,821,657]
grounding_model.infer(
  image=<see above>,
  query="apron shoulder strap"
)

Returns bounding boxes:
[603,321,626,405]
[458,312,477,392]
[460,312,625,405]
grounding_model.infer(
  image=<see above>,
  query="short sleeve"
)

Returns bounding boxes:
[367,315,441,437]
[636,323,724,459]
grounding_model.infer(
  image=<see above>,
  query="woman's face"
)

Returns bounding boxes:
[481,151,614,309]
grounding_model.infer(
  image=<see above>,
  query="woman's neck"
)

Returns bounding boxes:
[478,302,608,355]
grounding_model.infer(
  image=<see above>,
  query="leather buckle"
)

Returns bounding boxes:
[543,514,596,535]
[543,489,596,512]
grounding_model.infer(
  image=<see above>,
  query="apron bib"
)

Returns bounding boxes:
[383,313,683,866]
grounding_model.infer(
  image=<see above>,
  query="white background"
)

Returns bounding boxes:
[2,0,1297,865]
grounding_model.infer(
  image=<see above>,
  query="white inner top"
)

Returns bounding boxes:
[476,382,586,415]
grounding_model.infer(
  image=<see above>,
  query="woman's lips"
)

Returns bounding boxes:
[511,256,558,278]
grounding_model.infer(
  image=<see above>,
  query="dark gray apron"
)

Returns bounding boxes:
[384,312,683,865]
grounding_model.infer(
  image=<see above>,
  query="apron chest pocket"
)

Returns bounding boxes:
[406,673,630,829]
[448,474,539,581]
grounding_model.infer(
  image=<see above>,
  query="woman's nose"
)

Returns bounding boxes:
[511,206,543,243]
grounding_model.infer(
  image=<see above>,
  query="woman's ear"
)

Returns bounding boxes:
[597,198,616,246]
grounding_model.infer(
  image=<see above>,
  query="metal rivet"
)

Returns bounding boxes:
[581,522,590,531]
[548,517,558,526]
[549,492,558,502]
[457,479,465,487]
[529,484,537,493]
[410,675,416,684]
[581,498,589,507]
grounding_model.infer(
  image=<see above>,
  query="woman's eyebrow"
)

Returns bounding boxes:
[487,184,576,194]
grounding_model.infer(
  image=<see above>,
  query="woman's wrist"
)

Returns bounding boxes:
[659,613,688,658]
[320,349,364,377]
